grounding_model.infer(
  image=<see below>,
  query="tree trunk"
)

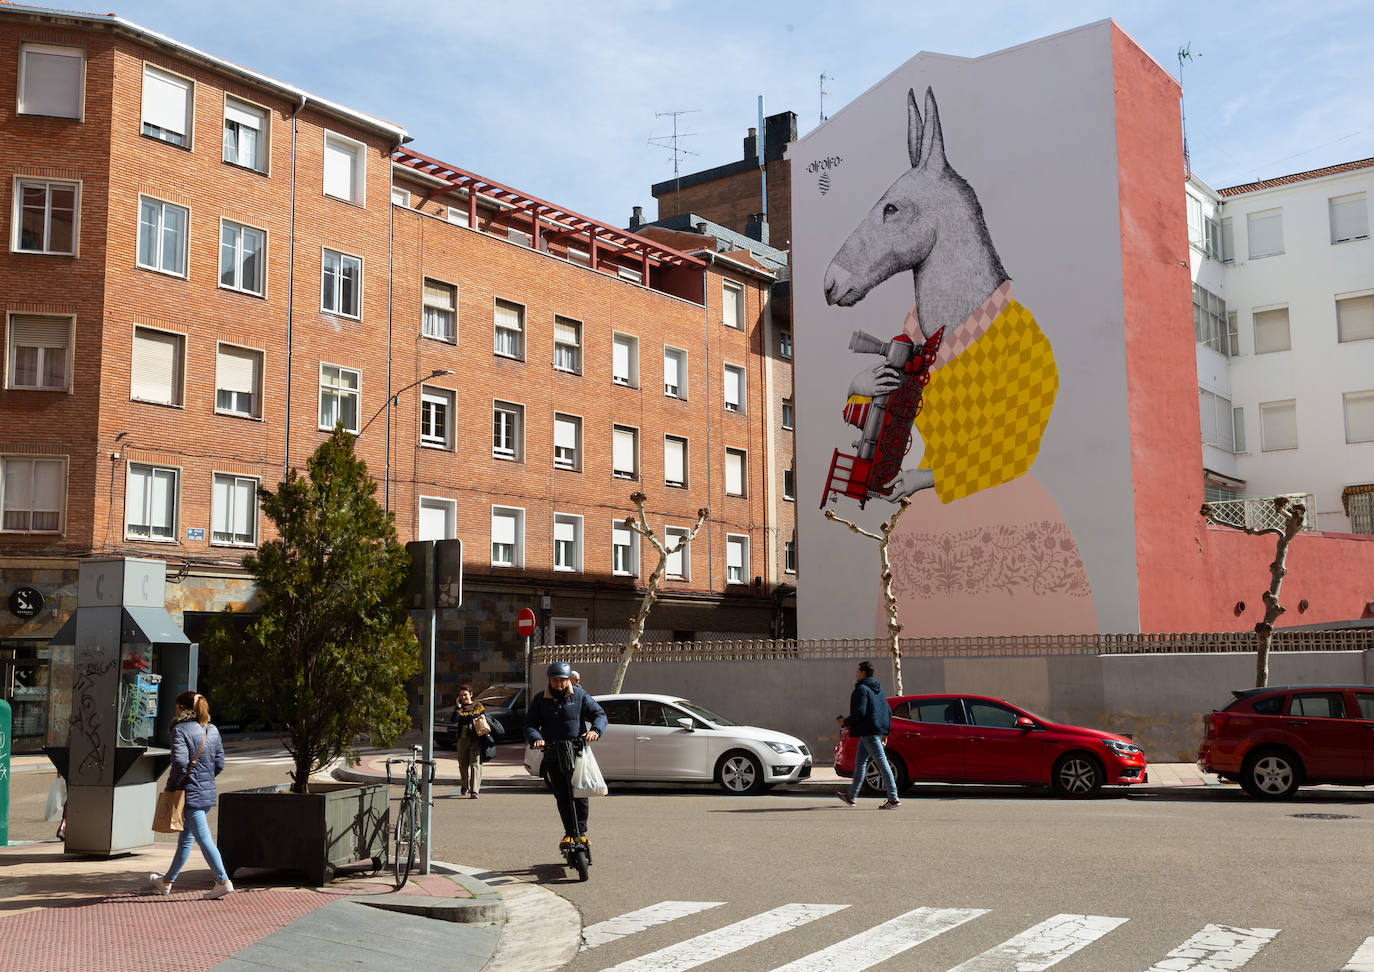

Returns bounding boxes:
[1251,500,1306,688]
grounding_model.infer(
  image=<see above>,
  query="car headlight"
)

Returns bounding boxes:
[765,741,799,754]
[1103,739,1142,757]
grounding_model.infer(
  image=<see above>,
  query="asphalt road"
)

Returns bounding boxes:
[8,757,1374,970]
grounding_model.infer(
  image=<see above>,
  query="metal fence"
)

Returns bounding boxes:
[1204,492,1317,532]
[535,627,1374,665]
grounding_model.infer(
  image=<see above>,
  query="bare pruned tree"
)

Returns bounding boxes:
[608,492,710,693]
[825,498,914,695]
[1200,496,1307,687]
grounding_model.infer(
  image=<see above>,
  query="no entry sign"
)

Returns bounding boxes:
[516,607,536,638]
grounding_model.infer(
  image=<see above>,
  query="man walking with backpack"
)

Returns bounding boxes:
[836,661,901,809]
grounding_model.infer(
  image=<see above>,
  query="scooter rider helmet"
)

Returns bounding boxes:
[546,661,572,679]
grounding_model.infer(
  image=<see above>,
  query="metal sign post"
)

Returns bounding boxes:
[517,608,536,693]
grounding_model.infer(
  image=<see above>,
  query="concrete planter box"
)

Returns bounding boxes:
[217,781,388,886]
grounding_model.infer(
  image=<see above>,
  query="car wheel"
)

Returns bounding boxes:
[717,751,767,795]
[1242,749,1301,799]
[862,751,909,796]
[1052,753,1104,797]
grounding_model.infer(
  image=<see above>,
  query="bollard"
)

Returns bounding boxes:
[0,699,10,846]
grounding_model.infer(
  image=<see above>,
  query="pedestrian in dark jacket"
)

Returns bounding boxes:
[147,691,233,898]
[524,661,607,852]
[836,661,901,809]
[452,684,485,798]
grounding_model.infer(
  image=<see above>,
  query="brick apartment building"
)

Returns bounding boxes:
[0,5,789,750]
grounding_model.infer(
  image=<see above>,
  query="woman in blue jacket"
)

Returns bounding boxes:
[147,691,233,899]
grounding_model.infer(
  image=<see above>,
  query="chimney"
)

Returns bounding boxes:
[629,205,644,230]
[694,221,708,234]
[743,126,758,163]
[745,212,769,245]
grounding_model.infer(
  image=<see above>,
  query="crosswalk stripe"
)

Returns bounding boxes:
[948,913,1128,971]
[581,901,726,950]
[596,903,848,972]
[1344,937,1374,972]
[766,906,988,972]
[1146,924,1280,971]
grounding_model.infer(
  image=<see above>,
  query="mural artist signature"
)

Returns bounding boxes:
[807,155,843,195]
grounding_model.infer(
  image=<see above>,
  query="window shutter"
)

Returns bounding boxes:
[224,99,262,131]
[125,468,147,525]
[420,500,451,541]
[495,300,521,330]
[666,531,686,575]
[554,417,577,450]
[663,351,680,388]
[217,345,258,396]
[723,283,740,327]
[724,367,741,408]
[1330,194,1369,243]
[725,451,743,494]
[1220,218,1234,262]
[22,47,82,118]
[11,315,69,352]
[1337,295,1374,343]
[613,524,631,549]
[150,468,175,531]
[1260,402,1298,451]
[554,319,578,345]
[131,329,182,404]
[554,518,576,543]
[1252,308,1290,353]
[142,67,189,136]
[1198,390,1218,445]
[234,478,255,538]
[424,279,453,309]
[492,510,516,545]
[211,476,231,535]
[1345,392,1374,443]
[613,428,635,473]
[664,438,685,483]
[727,538,744,570]
[1247,210,1284,258]
[323,137,355,199]
[613,337,630,379]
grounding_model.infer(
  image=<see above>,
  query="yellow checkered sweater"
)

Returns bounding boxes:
[845,282,1058,503]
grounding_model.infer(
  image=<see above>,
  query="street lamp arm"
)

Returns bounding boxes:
[358,368,452,436]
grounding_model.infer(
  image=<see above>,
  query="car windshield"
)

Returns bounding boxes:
[476,687,519,706]
[675,700,739,727]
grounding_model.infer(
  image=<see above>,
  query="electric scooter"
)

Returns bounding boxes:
[538,739,591,881]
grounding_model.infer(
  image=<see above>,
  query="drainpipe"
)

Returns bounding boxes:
[385,139,400,515]
[284,94,307,478]
[700,252,715,591]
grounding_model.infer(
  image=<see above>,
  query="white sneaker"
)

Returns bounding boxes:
[147,873,172,895]
[203,879,234,900]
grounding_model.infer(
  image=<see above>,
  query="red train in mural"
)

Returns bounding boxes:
[820,327,943,509]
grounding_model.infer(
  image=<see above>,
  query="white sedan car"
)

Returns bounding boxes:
[525,693,812,794]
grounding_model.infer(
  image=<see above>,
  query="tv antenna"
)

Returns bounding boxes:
[649,109,700,214]
[1177,43,1199,180]
[820,72,833,124]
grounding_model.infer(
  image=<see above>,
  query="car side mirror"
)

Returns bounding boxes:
[677,718,695,732]
[1016,717,1037,730]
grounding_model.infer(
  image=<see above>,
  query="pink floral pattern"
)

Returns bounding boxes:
[889,520,1091,598]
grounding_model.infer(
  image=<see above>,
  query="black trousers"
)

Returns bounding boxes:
[541,742,589,838]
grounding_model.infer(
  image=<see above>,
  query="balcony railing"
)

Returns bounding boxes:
[1204,493,1317,532]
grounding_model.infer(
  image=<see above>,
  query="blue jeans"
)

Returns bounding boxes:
[847,734,899,802]
[164,807,229,883]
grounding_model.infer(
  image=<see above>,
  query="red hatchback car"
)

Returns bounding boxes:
[834,694,1147,798]
[1197,684,1374,798]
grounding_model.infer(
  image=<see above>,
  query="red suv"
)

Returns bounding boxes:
[1197,684,1374,798]
[833,693,1147,798]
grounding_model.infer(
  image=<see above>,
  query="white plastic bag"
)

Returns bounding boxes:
[45,776,67,822]
[571,746,608,797]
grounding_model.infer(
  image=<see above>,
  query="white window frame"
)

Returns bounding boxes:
[418,496,457,541]
[141,63,192,148]
[422,278,457,343]
[137,195,188,277]
[785,538,797,574]
[491,505,524,568]
[391,186,409,207]
[12,178,79,255]
[664,435,688,488]
[553,413,581,471]
[723,279,744,329]
[222,94,268,173]
[125,462,178,541]
[323,130,365,205]
[779,329,792,359]
[130,325,185,406]
[782,398,794,430]
[1199,388,1236,453]
[493,401,523,461]
[321,247,362,318]
[211,472,258,547]
[612,425,639,480]
[665,526,689,580]
[219,219,266,296]
[1329,192,1369,244]
[318,363,360,432]
[663,346,687,399]
[1344,390,1374,445]
[612,521,638,577]
[783,467,795,502]
[494,298,525,359]
[725,533,749,585]
[1247,208,1284,260]
[725,447,747,496]
[1336,294,1374,344]
[420,386,454,449]
[612,332,639,387]
[1,455,66,534]
[553,513,583,572]
[19,43,84,119]
[723,363,745,413]
[214,342,263,418]
[554,316,582,374]
[1259,399,1299,453]
[6,313,72,392]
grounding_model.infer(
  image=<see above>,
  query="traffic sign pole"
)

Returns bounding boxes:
[517,607,537,692]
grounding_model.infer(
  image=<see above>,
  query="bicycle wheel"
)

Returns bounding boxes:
[394,796,417,889]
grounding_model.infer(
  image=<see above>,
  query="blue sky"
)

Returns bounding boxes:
[102,0,1374,227]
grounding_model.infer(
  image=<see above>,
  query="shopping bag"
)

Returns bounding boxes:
[473,713,491,737]
[45,777,67,822]
[152,788,185,833]
[571,746,608,798]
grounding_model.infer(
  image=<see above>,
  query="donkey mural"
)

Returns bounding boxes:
[821,86,1059,508]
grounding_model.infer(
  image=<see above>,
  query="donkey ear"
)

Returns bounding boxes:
[907,88,924,168]
[919,87,947,171]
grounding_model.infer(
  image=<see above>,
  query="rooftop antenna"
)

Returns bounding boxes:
[819,72,833,124]
[1177,43,1199,181]
[649,109,700,217]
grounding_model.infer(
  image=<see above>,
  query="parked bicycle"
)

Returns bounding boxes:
[385,744,435,888]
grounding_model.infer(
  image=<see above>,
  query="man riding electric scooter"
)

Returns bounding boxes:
[524,661,607,871]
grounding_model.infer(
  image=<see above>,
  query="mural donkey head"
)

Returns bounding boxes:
[823,87,1009,339]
